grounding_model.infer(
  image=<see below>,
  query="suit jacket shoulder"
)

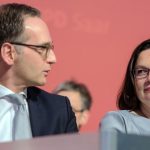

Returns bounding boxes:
[27,86,78,137]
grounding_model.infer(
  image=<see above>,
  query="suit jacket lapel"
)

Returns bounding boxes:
[27,87,42,137]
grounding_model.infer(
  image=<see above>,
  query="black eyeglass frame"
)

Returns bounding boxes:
[133,66,150,79]
[72,107,85,113]
[9,42,54,59]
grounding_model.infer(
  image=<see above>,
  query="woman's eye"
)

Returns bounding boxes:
[136,69,147,75]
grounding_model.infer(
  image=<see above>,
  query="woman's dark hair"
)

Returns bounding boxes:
[117,39,150,110]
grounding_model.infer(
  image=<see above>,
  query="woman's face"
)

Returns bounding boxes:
[134,49,150,107]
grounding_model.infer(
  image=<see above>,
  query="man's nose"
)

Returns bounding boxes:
[47,49,57,64]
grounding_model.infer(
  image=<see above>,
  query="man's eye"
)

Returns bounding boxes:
[32,46,45,52]
[40,46,47,50]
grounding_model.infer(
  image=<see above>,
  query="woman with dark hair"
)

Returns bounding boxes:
[100,39,150,135]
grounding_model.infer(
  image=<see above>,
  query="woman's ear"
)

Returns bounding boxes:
[0,42,16,65]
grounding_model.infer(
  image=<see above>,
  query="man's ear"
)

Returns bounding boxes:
[80,110,90,126]
[0,42,16,65]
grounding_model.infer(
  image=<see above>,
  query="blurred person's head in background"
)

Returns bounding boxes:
[53,80,92,130]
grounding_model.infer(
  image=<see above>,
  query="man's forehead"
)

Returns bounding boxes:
[24,17,49,31]
[23,17,52,42]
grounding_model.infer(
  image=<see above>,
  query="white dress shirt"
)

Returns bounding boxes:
[0,85,29,142]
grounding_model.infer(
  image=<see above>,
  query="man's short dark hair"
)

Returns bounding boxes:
[53,80,92,110]
[0,3,41,46]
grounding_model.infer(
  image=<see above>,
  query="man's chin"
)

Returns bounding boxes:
[37,81,46,86]
[29,79,47,87]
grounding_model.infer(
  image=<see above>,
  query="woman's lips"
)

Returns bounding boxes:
[144,87,150,92]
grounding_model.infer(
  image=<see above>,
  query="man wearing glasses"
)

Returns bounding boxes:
[53,80,92,130]
[0,3,78,142]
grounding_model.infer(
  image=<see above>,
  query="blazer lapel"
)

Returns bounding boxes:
[27,87,42,137]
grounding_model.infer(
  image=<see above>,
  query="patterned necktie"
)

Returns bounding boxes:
[6,94,32,140]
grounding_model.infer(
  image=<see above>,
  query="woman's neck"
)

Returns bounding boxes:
[138,104,150,119]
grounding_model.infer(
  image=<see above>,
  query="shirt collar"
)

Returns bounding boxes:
[0,85,27,99]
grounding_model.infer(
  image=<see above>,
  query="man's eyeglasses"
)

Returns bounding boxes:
[10,42,54,59]
[72,107,85,113]
[134,67,150,79]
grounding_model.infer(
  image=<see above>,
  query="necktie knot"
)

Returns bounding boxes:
[1,93,32,140]
[4,93,25,105]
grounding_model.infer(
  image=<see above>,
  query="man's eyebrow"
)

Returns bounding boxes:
[41,42,54,49]
[42,41,53,45]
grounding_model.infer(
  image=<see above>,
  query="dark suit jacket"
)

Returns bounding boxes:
[27,86,78,137]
